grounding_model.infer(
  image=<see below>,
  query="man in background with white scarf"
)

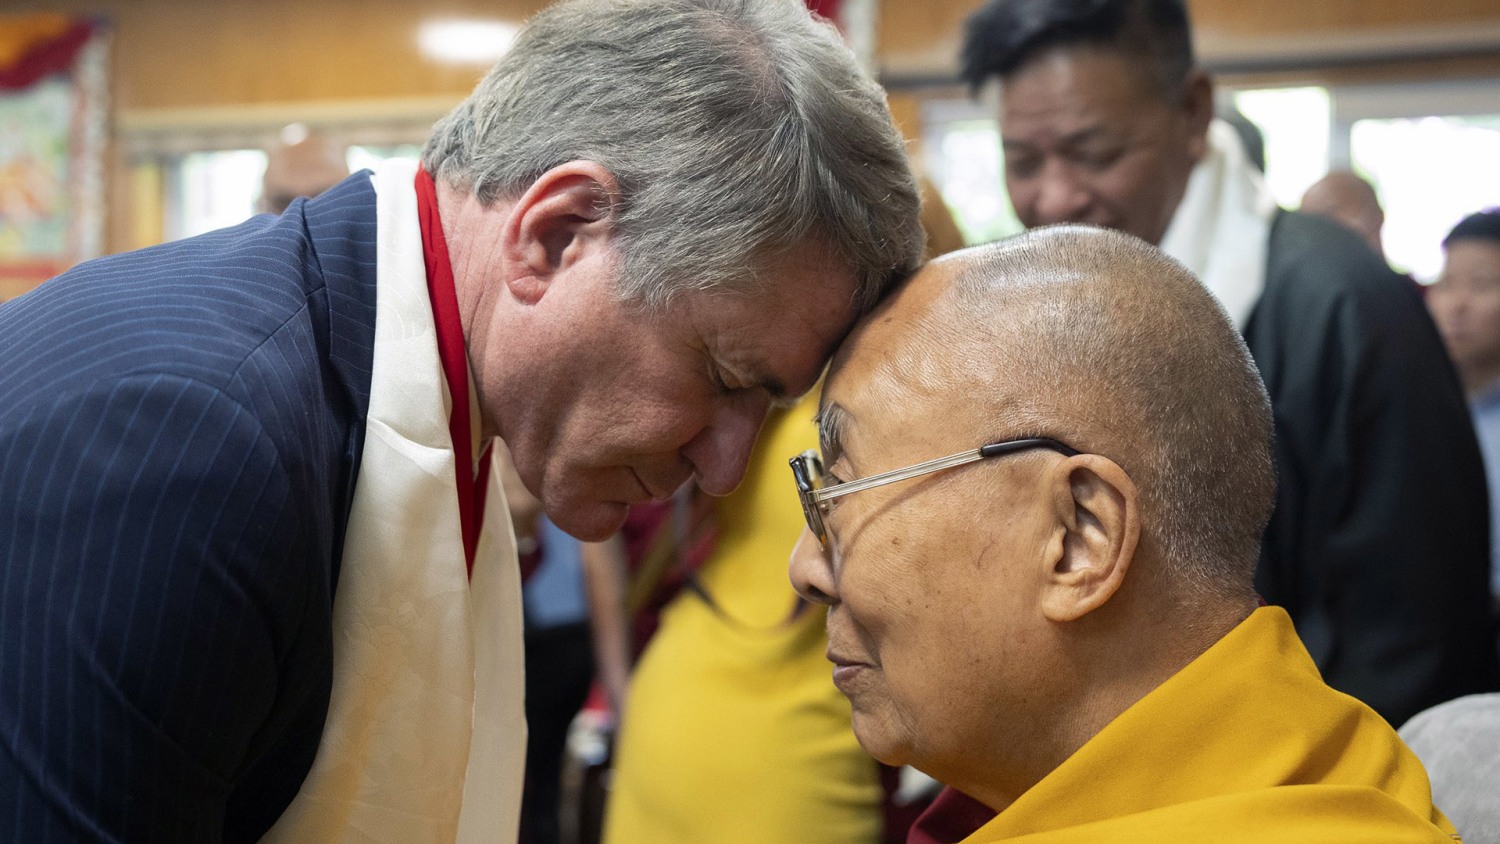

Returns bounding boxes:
[959,0,1498,732]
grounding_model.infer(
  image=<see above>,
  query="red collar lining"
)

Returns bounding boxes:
[415,167,491,578]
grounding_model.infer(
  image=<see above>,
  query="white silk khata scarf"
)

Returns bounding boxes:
[262,158,526,843]
[1159,118,1280,330]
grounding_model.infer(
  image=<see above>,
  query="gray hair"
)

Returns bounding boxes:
[422,0,925,310]
[945,226,1275,602]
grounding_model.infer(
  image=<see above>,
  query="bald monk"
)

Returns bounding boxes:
[788,226,1461,843]
[1300,170,1387,259]
[260,128,350,214]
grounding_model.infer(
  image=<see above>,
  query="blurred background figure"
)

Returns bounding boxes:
[1300,170,1387,260]
[919,173,967,260]
[259,123,350,214]
[959,0,1499,732]
[602,393,889,844]
[1217,104,1267,174]
[1427,209,1500,611]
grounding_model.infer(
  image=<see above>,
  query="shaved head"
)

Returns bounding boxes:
[1300,171,1385,255]
[838,225,1275,602]
[793,225,1275,796]
[261,129,350,215]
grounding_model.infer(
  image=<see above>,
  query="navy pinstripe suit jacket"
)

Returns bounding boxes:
[1,173,379,842]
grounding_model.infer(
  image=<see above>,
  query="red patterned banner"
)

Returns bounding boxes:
[0,14,107,301]
[805,0,842,25]
[0,14,95,91]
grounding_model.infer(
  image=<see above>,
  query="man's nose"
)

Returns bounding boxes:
[789,527,838,605]
[1033,162,1092,224]
[680,394,769,497]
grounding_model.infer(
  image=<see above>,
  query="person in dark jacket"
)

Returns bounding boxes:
[959,0,1499,731]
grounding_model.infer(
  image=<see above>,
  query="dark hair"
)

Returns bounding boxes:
[960,0,1194,97]
[1217,106,1266,174]
[1444,210,1500,247]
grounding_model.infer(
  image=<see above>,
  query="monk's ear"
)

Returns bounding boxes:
[501,161,620,305]
[1039,454,1139,623]
[1179,69,1215,164]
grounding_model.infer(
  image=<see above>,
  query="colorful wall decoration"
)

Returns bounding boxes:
[0,14,107,301]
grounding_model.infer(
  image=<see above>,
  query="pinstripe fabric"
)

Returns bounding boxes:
[0,173,379,842]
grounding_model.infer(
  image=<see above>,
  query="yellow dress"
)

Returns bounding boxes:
[602,393,882,844]
[964,607,1459,844]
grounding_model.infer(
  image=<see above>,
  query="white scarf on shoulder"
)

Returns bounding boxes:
[262,158,526,843]
[1159,118,1280,329]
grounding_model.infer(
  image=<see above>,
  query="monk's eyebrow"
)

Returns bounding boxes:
[816,403,850,466]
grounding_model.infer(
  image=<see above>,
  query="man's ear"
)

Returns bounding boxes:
[502,161,620,305]
[1179,69,1215,164]
[1039,454,1140,623]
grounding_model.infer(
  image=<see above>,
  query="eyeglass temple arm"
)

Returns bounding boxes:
[814,448,986,502]
[814,437,1079,503]
[980,437,1079,458]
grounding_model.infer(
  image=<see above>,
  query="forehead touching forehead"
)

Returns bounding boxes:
[697,236,866,406]
[818,261,983,462]
[815,226,1275,607]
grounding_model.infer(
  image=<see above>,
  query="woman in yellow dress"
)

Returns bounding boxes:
[602,392,884,844]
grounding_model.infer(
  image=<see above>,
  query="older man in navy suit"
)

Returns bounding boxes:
[0,1,924,841]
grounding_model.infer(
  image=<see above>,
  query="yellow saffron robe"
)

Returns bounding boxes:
[964,607,1460,844]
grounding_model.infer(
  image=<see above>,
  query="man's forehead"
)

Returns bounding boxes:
[818,348,899,461]
[1442,243,1500,295]
[828,260,953,366]
[698,268,862,400]
[999,46,1165,125]
[1448,239,1500,265]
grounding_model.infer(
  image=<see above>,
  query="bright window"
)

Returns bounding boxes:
[1231,86,1331,209]
[347,143,425,176]
[928,119,1020,245]
[174,149,267,240]
[165,143,426,243]
[918,95,1020,247]
[1350,116,1500,281]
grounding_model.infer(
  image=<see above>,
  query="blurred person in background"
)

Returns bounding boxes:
[259,124,351,215]
[1426,209,1500,612]
[1216,104,1266,174]
[960,0,1498,734]
[0,0,924,840]
[919,174,968,260]
[1299,170,1387,260]
[603,394,889,844]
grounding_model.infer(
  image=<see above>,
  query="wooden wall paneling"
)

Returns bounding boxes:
[1194,0,1500,37]
[10,0,1500,260]
[879,0,1500,81]
[16,0,556,257]
[22,0,553,111]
